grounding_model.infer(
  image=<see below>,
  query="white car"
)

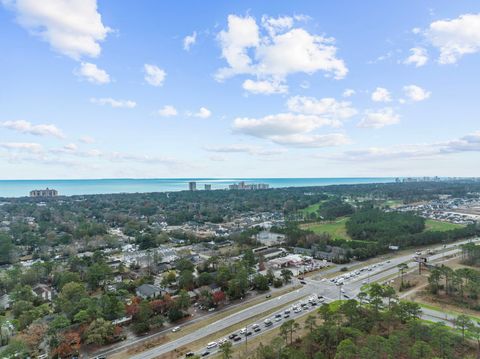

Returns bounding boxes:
[172,326,181,332]
[206,342,218,349]
[219,338,228,344]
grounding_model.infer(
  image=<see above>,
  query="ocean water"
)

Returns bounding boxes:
[0,178,396,198]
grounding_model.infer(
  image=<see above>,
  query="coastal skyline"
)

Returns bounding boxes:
[1,1,480,179]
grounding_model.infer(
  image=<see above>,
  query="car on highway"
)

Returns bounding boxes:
[254,326,261,332]
[245,331,253,336]
[206,342,218,349]
[343,294,350,299]
[264,319,273,327]
[219,338,228,345]
[300,280,306,285]
[239,327,247,335]
[172,326,181,332]
[201,351,210,357]
[284,309,290,314]
[233,336,242,342]
[185,352,195,357]
[228,333,238,339]
[284,313,290,318]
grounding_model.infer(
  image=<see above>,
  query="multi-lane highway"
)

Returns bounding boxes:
[125,237,479,359]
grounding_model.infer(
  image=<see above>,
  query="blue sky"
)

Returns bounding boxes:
[0,0,479,179]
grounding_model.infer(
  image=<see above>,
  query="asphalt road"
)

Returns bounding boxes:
[126,237,479,359]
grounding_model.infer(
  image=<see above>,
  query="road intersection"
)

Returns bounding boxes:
[124,237,479,359]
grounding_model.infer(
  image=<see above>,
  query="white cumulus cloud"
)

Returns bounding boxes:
[242,79,288,95]
[2,0,111,60]
[216,14,347,94]
[232,95,355,148]
[426,13,480,64]
[90,97,136,108]
[183,31,197,51]
[404,47,428,67]
[371,87,392,102]
[342,89,355,97]
[1,120,65,138]
[193,107,212,119]
[157,105,178,117]
[358,108,400,129]
[0,142,43,153]
[403,85,431,102]
[76,62,110,84]
[286,96,357,121]
[144,64,166,87]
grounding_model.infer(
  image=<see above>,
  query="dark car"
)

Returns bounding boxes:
[228,333,238,339]
[254,327,261,332]
[284,313,290,318]
[300,281,306,285]
[266,293,272,298]
[234,336,242,342]
[245,331,253,336]
[343,294,350,299]
[185,353,195,357]
[201,351,210,357]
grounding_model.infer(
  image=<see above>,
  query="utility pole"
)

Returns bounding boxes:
[245,324,248,354]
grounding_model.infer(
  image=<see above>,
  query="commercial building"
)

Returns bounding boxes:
[188,182,197,191]
[228,181,269,190]
[204,184,212,190]
[29,188,58,197]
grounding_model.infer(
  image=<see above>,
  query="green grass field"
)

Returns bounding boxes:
[299,200,326,216]
[424,219,465,232]
[301,217,351,240]
[381,199,404,208]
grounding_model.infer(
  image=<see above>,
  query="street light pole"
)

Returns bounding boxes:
[245,324,248,353]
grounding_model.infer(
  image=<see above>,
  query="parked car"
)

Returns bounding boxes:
[185,352,195,357]
[172,326,181,332]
